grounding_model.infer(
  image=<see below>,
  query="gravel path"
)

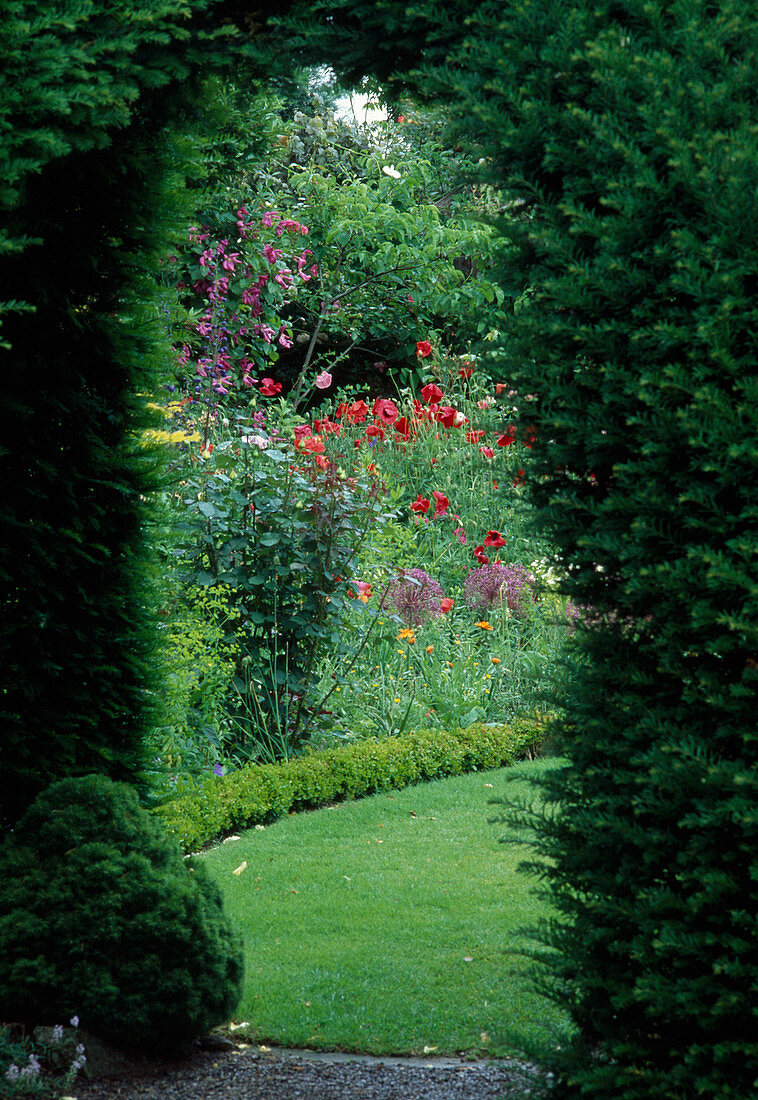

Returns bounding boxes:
[72,1042,553,1100]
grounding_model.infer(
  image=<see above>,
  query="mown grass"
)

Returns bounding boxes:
[200,757,572,1061]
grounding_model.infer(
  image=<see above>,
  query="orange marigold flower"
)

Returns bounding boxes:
[475,621,494,631]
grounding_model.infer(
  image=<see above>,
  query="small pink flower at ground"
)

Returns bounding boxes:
[433,491,449,517]
[411,494,430,514]
[315,370,332,389]
[483,530,506,548]
[259,378,282,396]
[421,382,444,404]
[440,597,454,613]
[416,340,432,358]
[453,526,466,544]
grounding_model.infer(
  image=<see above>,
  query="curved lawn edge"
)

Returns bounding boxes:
[153,716,548,852]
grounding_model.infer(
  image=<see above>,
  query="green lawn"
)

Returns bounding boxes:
[199,757,572,1061]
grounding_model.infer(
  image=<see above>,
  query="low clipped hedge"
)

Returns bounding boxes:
[154,719,546,851]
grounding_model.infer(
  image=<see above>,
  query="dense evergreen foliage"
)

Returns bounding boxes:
[0,1,256,824]
[0,774,243,1051]
[280,1,758,1095]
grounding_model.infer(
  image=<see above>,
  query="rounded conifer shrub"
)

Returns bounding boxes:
[0,774,243,1053]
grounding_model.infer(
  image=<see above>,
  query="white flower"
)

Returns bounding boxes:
[382,165,401,179]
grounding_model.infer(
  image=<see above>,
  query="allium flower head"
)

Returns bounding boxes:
[463,563,536,617]
[384,568,445,627]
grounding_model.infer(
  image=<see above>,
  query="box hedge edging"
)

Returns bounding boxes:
[152,718,546,851]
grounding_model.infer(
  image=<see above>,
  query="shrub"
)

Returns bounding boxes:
[153,717,547,851]
[0,775,243,1054]
[285,2,758,1096]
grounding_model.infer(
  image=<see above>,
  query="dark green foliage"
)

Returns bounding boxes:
[0,1,258,824]
[153,717,546,850]
[280,1,758,1095]
[0,774,243,1053]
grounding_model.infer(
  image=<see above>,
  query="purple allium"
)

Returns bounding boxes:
[463,563,536,617]
[384,568,444,627]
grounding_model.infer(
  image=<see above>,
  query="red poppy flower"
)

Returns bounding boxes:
[497,426,517,446]
[365,422,385,441]
[372,397,399,424]
[435,405,457,428]
[410,495,430,514]
[495,382,508,394]
[394,416,412,440]
[314,416,341,435]
[302,435,325,454]
[466,429,485,445]
[483,530,506,548]
[459,365,473,378]
[433,490,449,517]
[524,425,537,447]
[314,454,330,469]
[513,469,526,487]
[473,546,490,564]
[421,382,443,404]
[479,446,495,459]
[416,340,432,358]
[440,597,454,613]
[293,424,312,441]
[259,378,282,396]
